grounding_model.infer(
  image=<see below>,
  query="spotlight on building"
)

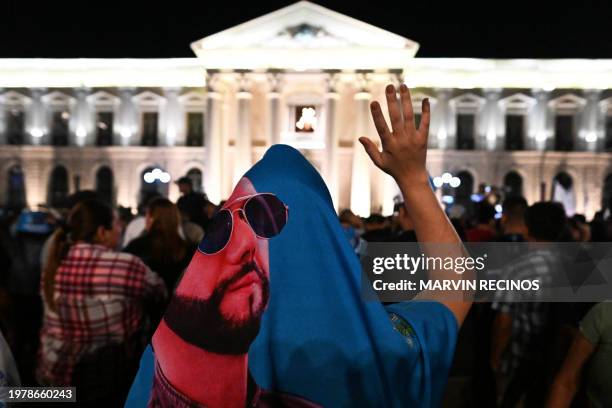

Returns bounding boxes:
[585,132,598,143]
[442,195,454,205]
[433,177,443,188]
[159,172,171,183]
[441,172,453,184]
[143,168,171,184]
[449,177,461,188]
[143,173,155,183]
[30,128,44,138]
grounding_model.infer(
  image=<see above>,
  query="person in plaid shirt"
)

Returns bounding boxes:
[490,202,567,407]
[37,199,166,404]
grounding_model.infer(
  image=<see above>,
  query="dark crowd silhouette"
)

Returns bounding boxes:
[0,176,611,406]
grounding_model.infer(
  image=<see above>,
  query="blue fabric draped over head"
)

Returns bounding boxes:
[126,144,457,408]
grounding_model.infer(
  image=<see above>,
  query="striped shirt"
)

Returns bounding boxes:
[37,243,166,386]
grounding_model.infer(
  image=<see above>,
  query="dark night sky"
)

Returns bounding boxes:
[2,1,611,59]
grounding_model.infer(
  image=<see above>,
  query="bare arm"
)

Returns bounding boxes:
[546,331,595,408]
[360,84,472,325]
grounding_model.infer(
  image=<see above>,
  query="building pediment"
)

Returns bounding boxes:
[190,1,419,70]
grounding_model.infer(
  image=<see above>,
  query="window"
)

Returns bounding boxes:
[186,112,204,146]
[51,111,69,146]
[505,115,524,151]
[48,166,69,207]
[6,109,24,145]
[294,105,317,133]
[456,114,475,150]
[554,115,574,151]
[605,116,612,152]
[141,112,159,146]
[96,112,114,146]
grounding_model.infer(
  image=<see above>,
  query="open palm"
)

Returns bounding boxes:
[359,84,430,185]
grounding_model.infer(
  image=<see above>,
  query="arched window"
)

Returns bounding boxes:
[503,171,523,198]
[6,165,26,210]
[186,168,203,193]
[552,171,575,215]
[95,166,114,205]
[48,166,69,208]
[139,166,170,205]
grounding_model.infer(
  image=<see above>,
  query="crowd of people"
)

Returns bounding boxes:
[341,195,612,407]
[0,176,218,405]
[0,84,609,407]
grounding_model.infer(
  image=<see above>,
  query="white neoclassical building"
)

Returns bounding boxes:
[1,1,612,218]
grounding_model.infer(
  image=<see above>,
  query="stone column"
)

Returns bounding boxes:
[580,89,602,152]
[322,73,340,209]
[204,73,224,204]
[162,87,182,146]
[266,71,282,146]
[350,88,372,217]
[234,74,253,186]
[26,88,47,145]
[71,87,92,146]
[117,88,137,146]
[479,89,502,150]
[528,89,551,151]
[430,89,453,149]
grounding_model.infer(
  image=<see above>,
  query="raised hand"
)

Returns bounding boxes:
[359,84,430,186]
[360,84,472,326]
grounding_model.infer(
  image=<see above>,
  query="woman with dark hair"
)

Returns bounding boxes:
[124,197,195,292]
[37,199,166,405]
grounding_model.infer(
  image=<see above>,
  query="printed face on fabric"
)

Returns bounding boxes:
[163,177,287,355]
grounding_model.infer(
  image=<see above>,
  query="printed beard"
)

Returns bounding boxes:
[163,261,270,355]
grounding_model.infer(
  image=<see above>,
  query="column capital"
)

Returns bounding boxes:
[266,71,284,94]
[355,70,373,94]
[235,70,253,93]
[324,70,341,93]
[205,70,221,93]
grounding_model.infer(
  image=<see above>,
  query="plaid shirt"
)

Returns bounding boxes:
[491,249,557,373]
[37,243,166,386]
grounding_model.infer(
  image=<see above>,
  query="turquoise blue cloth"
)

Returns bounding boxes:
[125,144,458,407]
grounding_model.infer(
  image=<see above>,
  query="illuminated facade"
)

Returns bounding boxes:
[1,1,612,218]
